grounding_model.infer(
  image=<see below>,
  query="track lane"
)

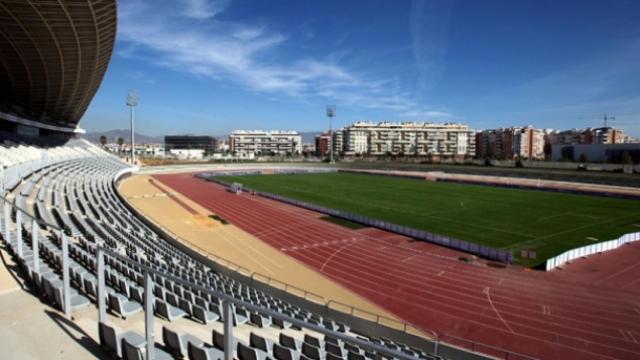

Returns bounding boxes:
[153,173,640,360]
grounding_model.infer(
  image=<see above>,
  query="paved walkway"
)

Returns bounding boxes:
[0,244,110,360]
[0,241,322,359]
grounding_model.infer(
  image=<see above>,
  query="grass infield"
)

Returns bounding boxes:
[216,172,640,266]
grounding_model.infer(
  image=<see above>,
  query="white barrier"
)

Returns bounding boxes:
[113,166,139,183]
[545,232,640,270]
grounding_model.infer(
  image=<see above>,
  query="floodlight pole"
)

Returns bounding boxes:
[326,105,335,164]
[127,90,139,165]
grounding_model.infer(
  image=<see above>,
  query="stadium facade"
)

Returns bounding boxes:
[0,0,117,140]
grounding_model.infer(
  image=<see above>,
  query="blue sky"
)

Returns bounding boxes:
[82,0,640,137]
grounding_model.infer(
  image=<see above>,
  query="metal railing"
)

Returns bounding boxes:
[200,173,513,263]
[439,334,537,360]
[325,300,432,337]
[0,162,537,360]
[96,247,426,360]
[0,192,427,360]
[117,182,328,305]
[117,171,433,334]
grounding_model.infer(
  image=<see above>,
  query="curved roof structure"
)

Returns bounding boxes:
[0,0,117,133]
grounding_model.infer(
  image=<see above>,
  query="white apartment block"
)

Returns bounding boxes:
[512,126,545,159]
[339,121,475,158]
[229,130,302,155]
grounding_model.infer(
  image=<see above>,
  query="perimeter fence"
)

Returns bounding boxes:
[199,171,513,263]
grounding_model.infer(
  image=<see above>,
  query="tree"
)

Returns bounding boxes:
[99,135,107,148]
[117,137,124,156]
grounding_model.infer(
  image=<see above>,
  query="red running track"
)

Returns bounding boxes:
[154,173,640,360]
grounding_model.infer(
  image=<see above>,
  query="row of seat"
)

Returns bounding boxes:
[1,141,441,360]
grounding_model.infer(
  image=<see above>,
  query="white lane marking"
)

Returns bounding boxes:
[483,286,515,333]
[320,242,356,271]
[620,329,638,344]
[620,329,629,342]
[402,254,419,263]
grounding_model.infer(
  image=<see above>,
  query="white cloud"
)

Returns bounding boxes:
[181,0,229,20]
[117,0,448,120]
[410,0,453,93]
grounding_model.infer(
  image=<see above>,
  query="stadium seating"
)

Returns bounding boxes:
[0,140,446,360]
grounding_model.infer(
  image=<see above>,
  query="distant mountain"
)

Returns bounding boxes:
[81,129,163,144]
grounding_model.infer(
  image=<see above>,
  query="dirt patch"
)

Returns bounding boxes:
[208,214,229,225]
[319,215,365,229]
[487,262,507,269]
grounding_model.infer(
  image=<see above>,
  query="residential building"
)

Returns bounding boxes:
[475,128,513,159]
[547,127,626,146]
[333,128,345,155]
[315,132,331,156]
[512,127,545,159]
[591,127,625,144]
[229,130,302,155]
[336,121,475,158]
[344,125,369,155]
[301,143,315,155]
[217,139,230,153]
[476,126,545,160]
[546,128,586,146]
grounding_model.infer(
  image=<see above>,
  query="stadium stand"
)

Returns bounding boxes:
[0,139,475,360]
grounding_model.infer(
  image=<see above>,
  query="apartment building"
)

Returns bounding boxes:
[314,132,331,156]
[334,121,475,158]
[547,127,626,146]
[476,126,545,160]
[513,127,545,159]
[591,127,626,144]
[475,129,513,159]
[229,130,302,155]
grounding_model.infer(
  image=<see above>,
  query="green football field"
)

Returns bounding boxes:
[216,172,640,266]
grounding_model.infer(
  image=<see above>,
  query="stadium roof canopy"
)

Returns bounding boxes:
[0,0,117,136]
